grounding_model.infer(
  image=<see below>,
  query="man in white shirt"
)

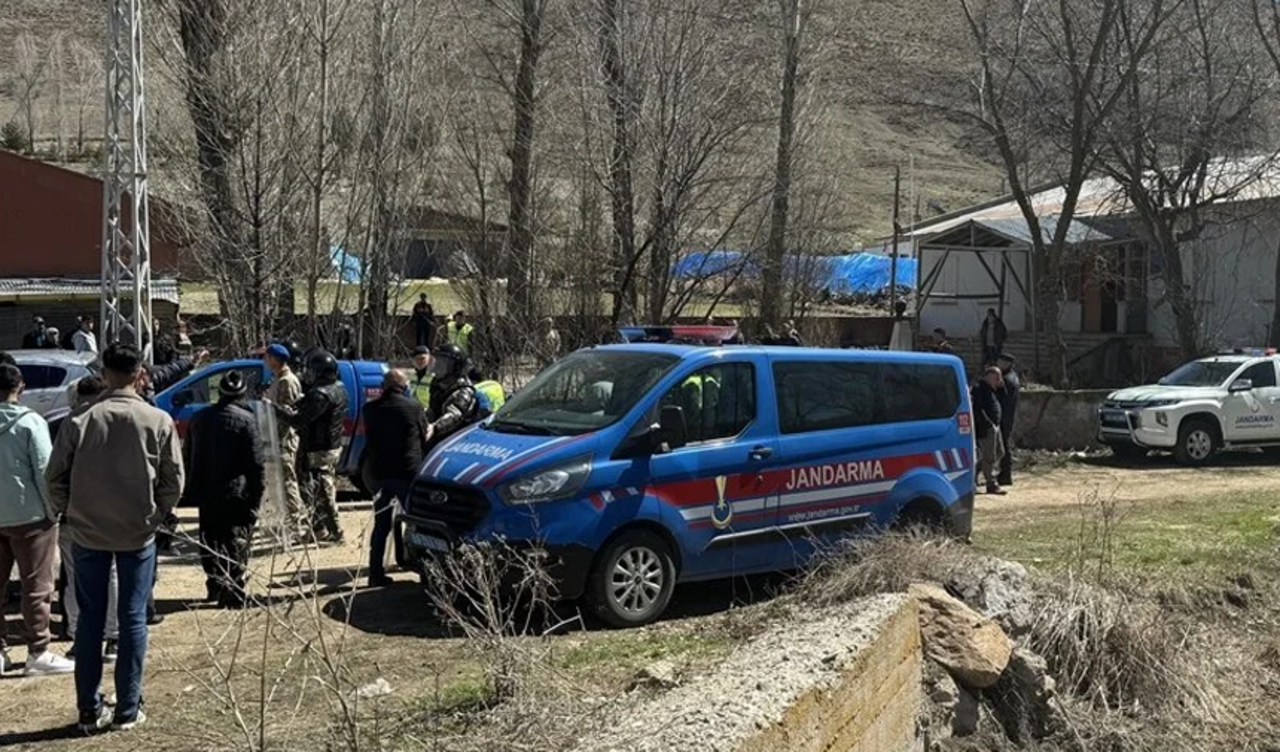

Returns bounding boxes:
[71,317,98,355]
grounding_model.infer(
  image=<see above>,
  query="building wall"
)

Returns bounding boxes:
[917,247,1029,339]
[1146,204,1280,350]
[0,151,181,277]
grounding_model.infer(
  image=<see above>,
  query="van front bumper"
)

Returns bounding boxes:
[948,491,974,538]
[401,515,595,601]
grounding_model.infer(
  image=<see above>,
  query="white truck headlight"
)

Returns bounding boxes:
[498,457,593,505]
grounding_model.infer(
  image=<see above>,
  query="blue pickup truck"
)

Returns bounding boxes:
[154,358,389,489]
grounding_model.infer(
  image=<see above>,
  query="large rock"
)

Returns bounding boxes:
[909,583,1014,689]
[990,648,1063,742]
[947,558,1036,637]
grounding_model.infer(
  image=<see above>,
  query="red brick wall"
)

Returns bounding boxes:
[0,151,181,277]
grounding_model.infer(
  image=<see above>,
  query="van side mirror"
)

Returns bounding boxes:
[1229,378,1254,393]
[658,405,688,451]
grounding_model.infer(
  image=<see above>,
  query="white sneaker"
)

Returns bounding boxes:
[0,649,11,675]
[113,708,146,731]
[25,650,76,676]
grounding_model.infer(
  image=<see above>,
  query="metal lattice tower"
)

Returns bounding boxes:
[100,0,153,362]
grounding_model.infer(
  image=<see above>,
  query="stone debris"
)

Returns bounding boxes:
[577,596,910,752]
[630,660,680,691]
[909,583,1014,689]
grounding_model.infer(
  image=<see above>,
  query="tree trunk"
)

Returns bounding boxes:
[761,0,803,331]
[505,0,544,332]
[599,0,639,327]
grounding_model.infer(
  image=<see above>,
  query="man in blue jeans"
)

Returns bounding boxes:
[46,344,185,733]
[361,369,428,587]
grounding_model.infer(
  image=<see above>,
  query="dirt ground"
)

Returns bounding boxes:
[1,454,1278,750]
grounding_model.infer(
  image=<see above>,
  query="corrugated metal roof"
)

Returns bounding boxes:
[910,155,1280,243]
[0,278,180,304]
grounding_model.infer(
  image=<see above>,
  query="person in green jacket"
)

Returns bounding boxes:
[0,363,74,677]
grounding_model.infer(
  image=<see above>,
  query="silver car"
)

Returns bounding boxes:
[9,350,97,416]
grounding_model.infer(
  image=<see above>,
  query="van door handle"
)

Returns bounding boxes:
[748,446,774,461]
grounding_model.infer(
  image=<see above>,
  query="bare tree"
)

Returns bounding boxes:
[1248,0,1280,350]
[1101,0,1272,357]
[69,40,102,157]
[951,0,1170,381]
[760,0,810,331]
[10,33,51,153]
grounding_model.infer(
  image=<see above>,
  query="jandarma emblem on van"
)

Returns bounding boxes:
[450,442,516,461]
[785,460,886,491]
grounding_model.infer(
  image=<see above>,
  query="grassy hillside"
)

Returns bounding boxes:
[0,0,1000,242]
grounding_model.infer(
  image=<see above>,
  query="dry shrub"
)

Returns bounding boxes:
[798,533,982,606]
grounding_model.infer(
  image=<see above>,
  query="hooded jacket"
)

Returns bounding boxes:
[0,402,53,529]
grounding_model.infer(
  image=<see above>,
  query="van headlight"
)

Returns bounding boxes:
[498,457,593,505]
[1143,399,1181,408]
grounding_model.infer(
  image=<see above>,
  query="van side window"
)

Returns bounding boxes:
[881,363,962,421]
[658,363,756,444]
[775,362,878,434]
[773,361,960,434]
[1242,362,1277,388]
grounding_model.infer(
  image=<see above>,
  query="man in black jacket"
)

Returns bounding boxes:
[996,353,1020,487]
[362,369,428,587]
[185,371,265,608]
[974,366,1007,496]
[426,344,478,450]
[287,350,348,544]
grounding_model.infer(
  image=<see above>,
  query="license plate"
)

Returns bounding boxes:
[408,530,450,553]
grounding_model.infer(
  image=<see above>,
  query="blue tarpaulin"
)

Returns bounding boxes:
[670,250,915,293]
[330,245,362,283]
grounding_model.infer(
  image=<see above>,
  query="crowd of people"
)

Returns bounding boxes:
[0,319,499,734]
[21,313,192,366]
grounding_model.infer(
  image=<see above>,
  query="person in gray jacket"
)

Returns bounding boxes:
[46,343,185,734]
[0,364,75,677]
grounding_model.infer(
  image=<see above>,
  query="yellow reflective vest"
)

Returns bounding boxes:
[411,370,433,409]
[447,321,474,352]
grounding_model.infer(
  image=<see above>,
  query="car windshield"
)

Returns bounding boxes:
[487,350,679,436]
[1160,360,1242,388]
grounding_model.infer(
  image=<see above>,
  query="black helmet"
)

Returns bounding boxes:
[280,339,305,366]
[431,343,469,379]
[305,349,340,385]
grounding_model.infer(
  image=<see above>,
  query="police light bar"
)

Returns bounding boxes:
[619,325,741,345]
[1218,347,1277,356]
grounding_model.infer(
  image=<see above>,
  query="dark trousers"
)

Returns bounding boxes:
[415,321,434,348]
[74,543,154,722]
[199,509,254,605]
[369,480,409,579]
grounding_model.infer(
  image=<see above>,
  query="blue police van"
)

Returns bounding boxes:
[402,327,975,626]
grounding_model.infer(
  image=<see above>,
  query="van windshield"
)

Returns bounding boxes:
[487,350,679,436]
[1160,360,1242,388]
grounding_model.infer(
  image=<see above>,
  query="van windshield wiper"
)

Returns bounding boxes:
[488,420,562,436]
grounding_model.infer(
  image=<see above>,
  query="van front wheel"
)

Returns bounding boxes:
[587,530,676,628]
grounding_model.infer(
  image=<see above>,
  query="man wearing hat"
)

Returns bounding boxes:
[996,352,1021,487]
[263,344,305,539]
[410,346,433,411]
[183,371,265,608]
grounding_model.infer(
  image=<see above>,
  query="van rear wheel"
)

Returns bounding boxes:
[587,530,676,628]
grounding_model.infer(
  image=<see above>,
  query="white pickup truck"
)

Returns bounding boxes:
[1097,351,1280,466]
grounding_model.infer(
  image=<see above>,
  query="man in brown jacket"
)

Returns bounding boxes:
[46,343,185,734]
